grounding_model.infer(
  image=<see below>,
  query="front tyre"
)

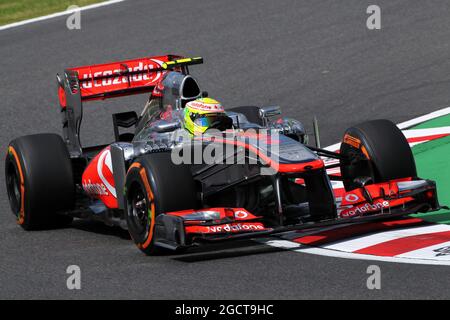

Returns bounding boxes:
[125,152,196,255]
[340,119,417,191]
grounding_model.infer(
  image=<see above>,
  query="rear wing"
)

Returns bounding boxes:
[56,54,203,157]
[57,55,203,103]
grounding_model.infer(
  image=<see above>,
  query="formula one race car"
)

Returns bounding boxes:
[5,55,443,255]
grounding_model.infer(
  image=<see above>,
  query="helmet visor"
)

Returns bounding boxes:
[192,113,226,128]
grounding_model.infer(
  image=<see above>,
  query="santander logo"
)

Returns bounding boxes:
[81,147,119,208]
[83,180,108,196]
[96,149,116,198]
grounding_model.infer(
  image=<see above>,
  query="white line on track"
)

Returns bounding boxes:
[402,126,450,139]
[396,241,450,260]
[398,107,450,129]
[0,0,126,31]
[322,224,450,252]
[295,246,450,266]
[324,106,450,152]
[260,239,450,266]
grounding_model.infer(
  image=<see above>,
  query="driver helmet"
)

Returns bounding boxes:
[183,98,228,135]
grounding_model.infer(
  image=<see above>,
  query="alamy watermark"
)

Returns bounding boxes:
[66,265,81,290]
[170,128,281,176]
[366,265,381,290]
[66,5,81,30]
[366,5,381,30]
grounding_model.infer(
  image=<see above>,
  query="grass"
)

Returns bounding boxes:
[0,0,104,26]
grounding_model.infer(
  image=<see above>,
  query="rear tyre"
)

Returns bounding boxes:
[5,134,74,230]
[340,119,417,191]
[125,152,197,255]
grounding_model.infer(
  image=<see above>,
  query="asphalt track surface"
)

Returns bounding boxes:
[1,0,450,299]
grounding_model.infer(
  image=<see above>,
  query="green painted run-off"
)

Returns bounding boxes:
[410,114,450,224]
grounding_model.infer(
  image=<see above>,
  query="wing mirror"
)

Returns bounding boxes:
[260,105,281,118]
[259,106,281,125]
[56,73,64,87]
[153,121,181,133]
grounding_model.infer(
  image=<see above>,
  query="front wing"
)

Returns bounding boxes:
[153,178,442,250]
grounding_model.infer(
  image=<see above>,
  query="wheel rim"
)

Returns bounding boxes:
[6,163,21,215]
[128,184,152,237]
[342,148,375,190]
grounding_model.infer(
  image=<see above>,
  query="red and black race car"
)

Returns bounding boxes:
[5,55,444,255]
